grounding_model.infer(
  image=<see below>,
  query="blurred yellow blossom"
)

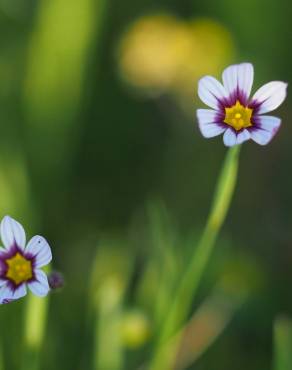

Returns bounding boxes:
[120,309,151,348]
[118,15,190,93]
[118,14,235,102]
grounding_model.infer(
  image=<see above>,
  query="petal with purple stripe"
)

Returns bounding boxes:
[198,76,228,110]
[0,284,12,303]
[223,128,237,147]
[197,109,226,138]
[0,216,26,250]
[250,115,281,145]
[222,63,254,100]
[12,284,27,300]
[251,81,287,114]
[26,236,52,268]
[28,269,50,297]
[0,283,27,304]
[236,129,251,145]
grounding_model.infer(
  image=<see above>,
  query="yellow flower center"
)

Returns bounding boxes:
[224,100,253,131]
[5,253,33,285]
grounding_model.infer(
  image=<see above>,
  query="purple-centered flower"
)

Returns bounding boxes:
[197,63,288,146]
[0,216,52,304]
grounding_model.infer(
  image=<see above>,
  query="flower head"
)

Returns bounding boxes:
[48,271,64,290]
[0,216,52,304]
[197,63,288,146]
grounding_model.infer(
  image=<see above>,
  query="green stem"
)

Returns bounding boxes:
[94,284,124,370]
[274,316,292,370]
[0,340,4,370]
[22,294,50,370]
[150,145,241,370]
[89,246,131,370]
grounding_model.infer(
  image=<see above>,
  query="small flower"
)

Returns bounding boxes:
[197,63,288,146]
[0,216,52,304]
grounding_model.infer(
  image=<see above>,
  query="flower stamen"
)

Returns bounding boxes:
[224,100,253,131]
[5,253,33,285]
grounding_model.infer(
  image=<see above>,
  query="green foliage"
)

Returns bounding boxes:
[0,0,290,369]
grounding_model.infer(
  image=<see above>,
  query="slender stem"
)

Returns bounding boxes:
[89,247,129,370]
[22,294,49,370]
[274,316,292,370]
[150,145,241,370]
[0,340,4,370]
[94,281,124,370]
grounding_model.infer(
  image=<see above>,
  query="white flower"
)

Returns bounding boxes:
[197,63,288,146]
[0,216,52,304]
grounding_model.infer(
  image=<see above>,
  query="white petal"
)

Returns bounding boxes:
[0,283,27,303]
[0,283,13,303]
[197,109,226,138]
[222,63,254,98]
[223,128,237,147]
[196,109,218,124]
[0,216,26,250]
[236,129,251,145]
[199,124,226,139]
[252,81,288,114]
[12,284,27,300]
[250,130,272,145]
[198,76,228,109]
[28,269,50,297]
[258,115,281,131]
[250,115,281,145]
[26,236,52,268]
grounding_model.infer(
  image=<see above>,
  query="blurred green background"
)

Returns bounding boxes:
[0,0,292,369]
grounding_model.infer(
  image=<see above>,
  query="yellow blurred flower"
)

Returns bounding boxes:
[120,309,151,349]
[118,15,190,93]
[118,14,235,104]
